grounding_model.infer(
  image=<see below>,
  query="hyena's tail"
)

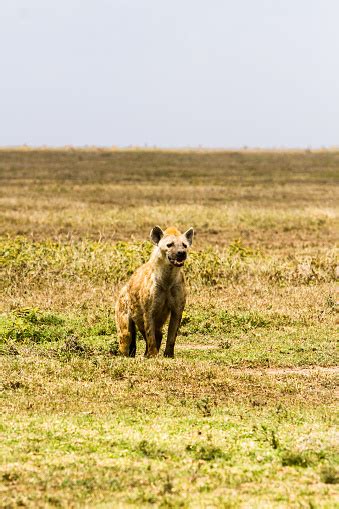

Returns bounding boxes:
[115,287,136,357]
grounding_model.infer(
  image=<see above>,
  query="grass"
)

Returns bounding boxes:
[0,148,338,508]
[1,356,338,507]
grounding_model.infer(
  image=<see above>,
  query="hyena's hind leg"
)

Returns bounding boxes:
[128,319,137,357]
[115,288,136,357]
[137,326,148,357]
[155,329,163,352]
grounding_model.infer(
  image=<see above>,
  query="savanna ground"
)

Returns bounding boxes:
[0,148,338,508]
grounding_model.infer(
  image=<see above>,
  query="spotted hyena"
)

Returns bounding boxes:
[115,226,194,358]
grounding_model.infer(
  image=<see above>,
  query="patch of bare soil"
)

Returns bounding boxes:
[230,366,339,376]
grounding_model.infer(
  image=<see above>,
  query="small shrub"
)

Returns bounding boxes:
[320,465,339,484]
[220,339,232,349]
[187,248,223,286]
[228,238,257,260]
[260,425,280,450]
[0,343,19,355]
[57,336,92,357]
[186,443,227,461]
[196,397,213,417]
[137,440,167,459]
[0,309,67,344]
[281,449,325,468]
[108,340,119,356]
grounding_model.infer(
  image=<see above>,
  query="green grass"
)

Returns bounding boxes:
[1,411,337,508]
[0,149,338,507]
[1,302,337,368]
[1,356,338,508]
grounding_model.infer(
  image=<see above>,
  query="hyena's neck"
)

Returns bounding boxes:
[149,248,181,286]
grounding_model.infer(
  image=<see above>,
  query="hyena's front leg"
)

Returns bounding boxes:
[164,310,183,358]
[143,312,158,358]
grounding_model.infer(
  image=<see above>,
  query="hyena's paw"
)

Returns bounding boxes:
[164,348,174,358]
[144,347,159,359]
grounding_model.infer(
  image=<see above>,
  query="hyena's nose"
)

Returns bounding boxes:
[177,251,187,261]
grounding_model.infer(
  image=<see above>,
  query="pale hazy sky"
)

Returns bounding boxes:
[1,0,338,148]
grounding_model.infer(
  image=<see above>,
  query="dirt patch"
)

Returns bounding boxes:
[230,366,339,376]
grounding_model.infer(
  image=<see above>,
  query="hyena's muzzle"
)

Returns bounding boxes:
[167,249,187,267]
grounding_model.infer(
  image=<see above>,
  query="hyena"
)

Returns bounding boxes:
[115,226,194,358]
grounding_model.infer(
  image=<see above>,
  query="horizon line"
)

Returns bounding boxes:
[1,144,338,153]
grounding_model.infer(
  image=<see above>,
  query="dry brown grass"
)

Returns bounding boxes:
[1,149,338,244]
[0,149,338,508]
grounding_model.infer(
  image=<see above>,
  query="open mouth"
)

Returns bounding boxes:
[168,258,185,267]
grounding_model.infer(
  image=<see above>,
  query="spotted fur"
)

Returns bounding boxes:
[115,225,194,358]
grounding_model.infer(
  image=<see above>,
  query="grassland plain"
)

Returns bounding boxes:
[0,148,338,508]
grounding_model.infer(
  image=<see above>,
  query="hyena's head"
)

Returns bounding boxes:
[150,226,194,267]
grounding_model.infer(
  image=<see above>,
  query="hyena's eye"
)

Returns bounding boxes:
[182,243,187,248]
[167,242,174,248]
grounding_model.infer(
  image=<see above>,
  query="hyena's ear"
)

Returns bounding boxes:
[150,226,164,245]
[184,227,194,246]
